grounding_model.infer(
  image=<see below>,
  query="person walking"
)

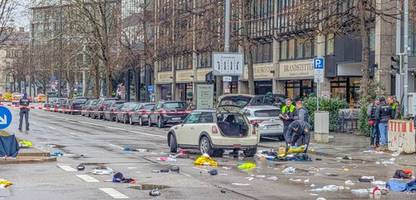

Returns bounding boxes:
[294,98,309,123]
[375,97,393,149]
[367,98,380,148]
[18,93,30,131]
[280,98,296,142]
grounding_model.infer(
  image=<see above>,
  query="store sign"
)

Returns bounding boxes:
[196,84,214,109]
[279,60,314,79]
[157,72,173,83]
[176,70,193,83]
[212,52,244,76]
[242,64,274,80]
[196,68,211,82]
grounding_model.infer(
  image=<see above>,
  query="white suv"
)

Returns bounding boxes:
[167,107,259,157]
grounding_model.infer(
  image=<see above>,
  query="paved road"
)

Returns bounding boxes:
[1,108,416,200]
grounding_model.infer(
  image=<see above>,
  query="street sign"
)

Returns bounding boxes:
[196,84,214,109]
[147,85,154,94]
[0,106,12,130]
[212,52,244,76]
[314,70,324,83]
[314,57,325,70]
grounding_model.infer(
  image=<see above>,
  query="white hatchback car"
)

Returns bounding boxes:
[241,106,284,140]
[167,107,259,157]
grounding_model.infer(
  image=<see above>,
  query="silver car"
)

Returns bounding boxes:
[242,106,284,140]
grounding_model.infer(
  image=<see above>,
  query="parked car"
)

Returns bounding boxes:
[62,99,73,113]
[130,103,155,126]
[68,97,89,115]
[44,98,58,110]
[82,99,99,117]
[52,98,68,112]
[167,106,259,157]
[218,94,286,108]
[241,106,284,140]
[103,100,125,121]
[116,102,141,124]
[148,101,189,128]
[91,98,118,119]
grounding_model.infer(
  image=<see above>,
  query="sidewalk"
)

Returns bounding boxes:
[259,133,371,157]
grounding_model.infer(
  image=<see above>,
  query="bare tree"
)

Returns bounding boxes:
[0,0,17,44]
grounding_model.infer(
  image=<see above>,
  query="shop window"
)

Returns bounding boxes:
[285,80,314,99]
[330,77,360,106]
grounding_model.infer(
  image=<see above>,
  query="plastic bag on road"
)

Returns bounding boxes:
[310,185,344,192]
[18,139,32,148]
[238,162,256,171]
[194,154,218,167]
[282,167,296,175]
[0,179,12,188]
[91,166,114,175]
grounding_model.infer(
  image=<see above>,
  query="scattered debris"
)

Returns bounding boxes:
[246,177,254,181]
[221,189,226,193]
[371,181,386,188]
[238,162,256,171]
[255,175,266,179]
[208,169,218,176]
[387,178,416,192]
[351,189,369,198]
[112,172,136,184]
[267,176,278,181]
[342,156,352,160]
[170,166,180,173]
[158,156,177,162]
[194,154,218,167]
[50,150,63,157]
[289,178,302,182]
[391,151,401,157]
[160,169,170,173]
[359,176,375,183]
[77,164,85,171]
[304,179,310,184]
[344,180,355,186]
[123,146,137,152]
[149,189,161,196]
[316,198,327,200]
[18,139,32,148]
[0,179,12,188]
[231,183,250,186]
[91,166,113,175]
[282,167,296,175]
[393,169,413,179]
[310,185,344,192]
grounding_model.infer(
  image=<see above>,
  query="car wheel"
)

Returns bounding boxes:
[157,117,164,128]
[199,136,213,156]
[243,148,257,157]
[169,134,178,153]
[138,117,143,126]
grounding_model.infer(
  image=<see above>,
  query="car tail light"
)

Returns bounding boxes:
[250,120,263,125]
[212,126,219,134]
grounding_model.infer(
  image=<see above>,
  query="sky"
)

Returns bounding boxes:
[14,1,31,28]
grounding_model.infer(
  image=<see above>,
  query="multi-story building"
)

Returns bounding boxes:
[0,27,30,94]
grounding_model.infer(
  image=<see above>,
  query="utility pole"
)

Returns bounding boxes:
[58,0,63,97]
[396,0,402,103]
[404,0,409,117]
[216,0,231,97]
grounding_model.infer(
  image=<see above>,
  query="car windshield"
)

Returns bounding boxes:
[143,104,155,110]
[164,102,186,109]
[254,109,280,117]
[74,98,88,104]
[219,96,252,108]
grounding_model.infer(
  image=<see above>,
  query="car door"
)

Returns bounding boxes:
[150,103,161,124]
[176,112,201,145]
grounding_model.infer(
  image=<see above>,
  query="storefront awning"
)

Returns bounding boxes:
[337,62,362,76]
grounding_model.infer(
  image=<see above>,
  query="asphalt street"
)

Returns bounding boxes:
[1,108,416,200]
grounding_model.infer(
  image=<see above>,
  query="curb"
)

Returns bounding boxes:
[0,156,57,164]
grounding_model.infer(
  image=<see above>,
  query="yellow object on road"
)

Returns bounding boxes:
[0,179,13,188]
[18,139,33,148]
[194,154,218,167]
[238,162,256,170]
[287,145,305,154]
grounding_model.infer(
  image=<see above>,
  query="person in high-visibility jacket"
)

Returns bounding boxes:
[280,98,296,142]
[387,96,399,119]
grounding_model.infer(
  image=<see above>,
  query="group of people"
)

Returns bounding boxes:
[279,98,311,152]
[367,96,399,150]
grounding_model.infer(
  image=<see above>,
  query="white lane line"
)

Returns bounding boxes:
[77,174,100,183]
[106,126,126,131]
[57,165,77,172]
[109,144,124,150]
[130,131,165,138]
[99,188,129,199]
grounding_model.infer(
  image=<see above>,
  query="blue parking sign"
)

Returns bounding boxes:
[314,57,325,70]
[0,106,12,130]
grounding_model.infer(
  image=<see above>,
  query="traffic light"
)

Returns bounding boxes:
[391,56,400,74]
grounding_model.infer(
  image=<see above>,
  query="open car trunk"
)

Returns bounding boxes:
[217,113,249,138]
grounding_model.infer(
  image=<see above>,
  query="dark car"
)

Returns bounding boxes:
[82,99,99,117]
[116,102,141,124]
[130,103,155,126]
[62,99,73,114]
[218,94,286,108]
[103,100,125,121]
[68,97,89,115]
[52,98,68,112]
[91,98,118,119]
[44,98,58,111]
[148,101,189,128]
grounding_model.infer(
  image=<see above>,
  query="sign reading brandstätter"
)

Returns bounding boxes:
[279,59,314,80]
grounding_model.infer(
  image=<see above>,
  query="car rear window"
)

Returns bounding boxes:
[164,102,186,109]
[254,109,279,117]
[219,96,252,108]
[144,104,155,110]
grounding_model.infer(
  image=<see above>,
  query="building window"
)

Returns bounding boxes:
[288,39,295,59]
[280,40,288,60]
[296,39,304,59]
[369,28,375,51]
[326,34,335,55]
[304,40,313,58]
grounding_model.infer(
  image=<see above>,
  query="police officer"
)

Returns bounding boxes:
[280,98,296,141]
[19,93,30,131]
[367,99,380,148]
[294,98,309,123]
[375,97,393,149]
[387,96,399,119]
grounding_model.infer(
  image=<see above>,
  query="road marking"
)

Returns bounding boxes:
[99,188,129,199]
[77,174,99,183]
[130,131,165,138]
[109,144,124,150]
[106,126,126,131]
[57,165,77,172]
